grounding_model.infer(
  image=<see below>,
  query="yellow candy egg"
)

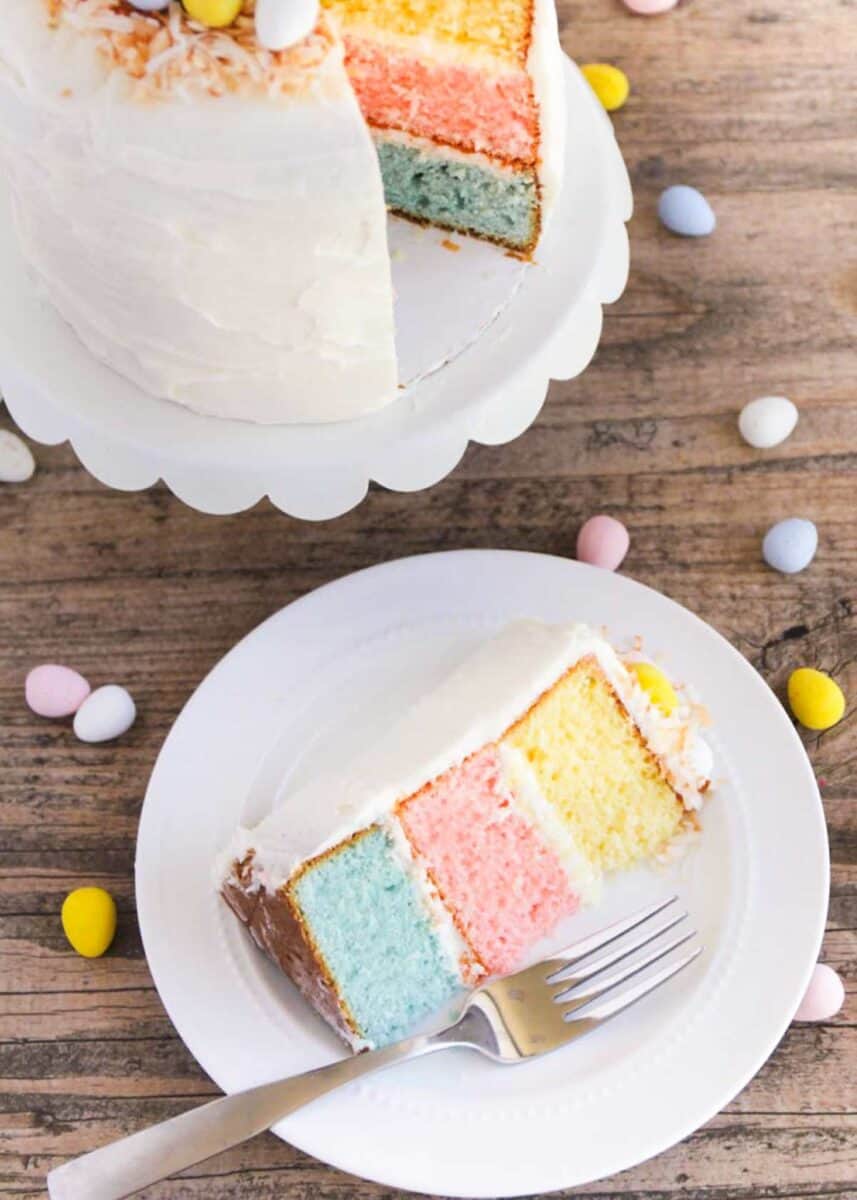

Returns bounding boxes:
[787,668,845,732]
[61,887,117,958]
[581,63,630,113]
[182,0,243,29]
[630,661,679,716]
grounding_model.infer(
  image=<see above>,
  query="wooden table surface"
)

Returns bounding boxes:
[2,1,855,1196]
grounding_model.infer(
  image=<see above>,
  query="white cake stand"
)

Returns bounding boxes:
[0,61,631,520]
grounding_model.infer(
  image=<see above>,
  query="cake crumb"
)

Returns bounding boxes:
[441,238,461,253]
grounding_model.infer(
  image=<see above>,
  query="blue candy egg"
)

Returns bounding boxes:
[762,518,818,574]
[658,185,716,237]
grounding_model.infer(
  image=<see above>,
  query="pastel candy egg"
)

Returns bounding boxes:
[739,395,798,449]
[762,517,817,574]
[576,515,630,571]
[794,964,845,1021]
[787,668,845,731]
[128,0,170,10]
[73,685,136,743]
[255,0,319,49]
[581,63,630,113]
[25,664,91,719]
[182,0,242,28]
[624,0,679,11]
[658,185,716,237]
[0,430,35,483]
[62,887,117,958]
[630,661,679,717]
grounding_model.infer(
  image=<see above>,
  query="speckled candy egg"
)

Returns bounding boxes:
[630,661,678,717]
[739,395,799,449]
[787,668,845,732]
[576,515,630,571]
[182,0,242,28]
[73,685,137,743]
[624,0,678,11]
[581,63,630,113]
[762,517,817,574]
[0,430,35,483]
[794,964,845,1021]
[658,185,716,237]
[25,664,91,719]
[255,0,319,49]
[61,887,117,958]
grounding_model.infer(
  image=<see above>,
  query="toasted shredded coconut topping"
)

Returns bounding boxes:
[44,1,335,98]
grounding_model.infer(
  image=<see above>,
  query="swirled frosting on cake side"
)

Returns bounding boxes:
[0,0,398,423]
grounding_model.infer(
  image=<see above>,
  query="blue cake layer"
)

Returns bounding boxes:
[293,826,459,1047]
[375,138,538,251]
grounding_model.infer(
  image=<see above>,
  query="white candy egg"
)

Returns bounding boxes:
[0,430,35,482]
[128,0,171,10]
[738,395,798,449]
[255,0,319,50]
[73,685,137,744]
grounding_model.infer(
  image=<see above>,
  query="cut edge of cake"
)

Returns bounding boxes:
[220,622,713,1051]
[326,0,567,255]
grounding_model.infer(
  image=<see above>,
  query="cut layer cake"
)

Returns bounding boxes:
[0,1,566,423]
[221,622,713,1050]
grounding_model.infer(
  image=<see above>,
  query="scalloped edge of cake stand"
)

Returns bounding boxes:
[0,61,632,521]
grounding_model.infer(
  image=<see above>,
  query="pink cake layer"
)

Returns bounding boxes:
[399,746,578,974]
[344,36,538,164]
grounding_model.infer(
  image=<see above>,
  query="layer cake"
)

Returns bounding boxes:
[221,622,712,1050]
[0,1,566,423]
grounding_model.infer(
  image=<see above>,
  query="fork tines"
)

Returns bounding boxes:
[548,896,702,1028]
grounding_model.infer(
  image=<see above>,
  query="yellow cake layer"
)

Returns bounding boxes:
[322,0,532,68]
[504,661,685,873]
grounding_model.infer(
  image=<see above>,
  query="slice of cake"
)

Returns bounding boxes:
[221,622,712,1050]
[0,0,566,424]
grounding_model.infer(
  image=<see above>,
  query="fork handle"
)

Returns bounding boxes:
[47,1028,456,1200]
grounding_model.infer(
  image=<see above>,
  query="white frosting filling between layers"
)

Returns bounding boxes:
[529,0,567,226]
[225,621,713,896]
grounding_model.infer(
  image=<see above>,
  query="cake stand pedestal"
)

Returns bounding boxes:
[0,61,631,521]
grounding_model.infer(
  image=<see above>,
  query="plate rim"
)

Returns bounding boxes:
[135,549,830,1197]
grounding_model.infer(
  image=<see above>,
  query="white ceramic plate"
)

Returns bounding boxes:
[136,550,829,1197]
[0,63,631,520]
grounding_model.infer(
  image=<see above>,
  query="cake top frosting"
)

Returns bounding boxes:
[40,0,332,99]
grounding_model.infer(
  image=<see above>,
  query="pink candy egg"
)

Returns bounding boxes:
[794,963,845,1022]
[25,664,91,719]
[576,515,630,571]
[624,0,679,13]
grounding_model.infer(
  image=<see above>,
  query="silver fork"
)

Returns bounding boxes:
[47,896,700,1200]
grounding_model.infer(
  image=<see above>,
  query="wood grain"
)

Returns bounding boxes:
[1,0,855,1196]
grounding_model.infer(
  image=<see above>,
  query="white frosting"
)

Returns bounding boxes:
[529,0,567,227]
[498,743,602,905]
[226,621,713,894]
[0,1,397,424]
[383,813,479,984]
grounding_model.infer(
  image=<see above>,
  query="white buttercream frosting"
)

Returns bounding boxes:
[529,0,567,227]
[0,1,397,423]
[225,621,713,894]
